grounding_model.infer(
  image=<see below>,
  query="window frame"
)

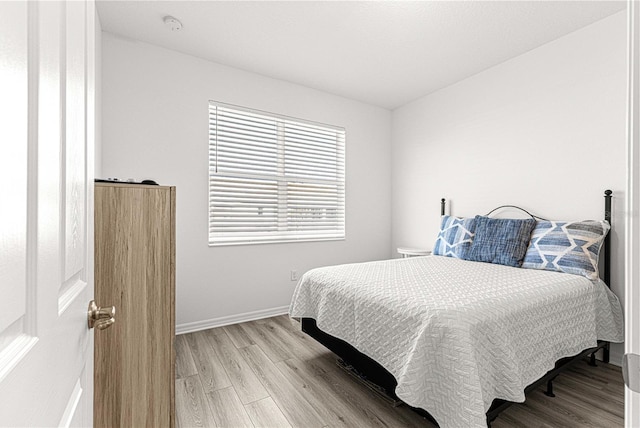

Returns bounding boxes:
[208,101,346,246]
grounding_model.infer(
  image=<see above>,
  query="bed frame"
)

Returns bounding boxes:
[301,189,614,426]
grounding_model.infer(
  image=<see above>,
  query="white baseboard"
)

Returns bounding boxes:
[176,305,289,335]
[592,343,624,367]
[609,346,624,367]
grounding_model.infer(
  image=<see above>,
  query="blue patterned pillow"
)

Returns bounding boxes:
[466,216,536,267]
[433,215,476,259]
[522,220,610,280]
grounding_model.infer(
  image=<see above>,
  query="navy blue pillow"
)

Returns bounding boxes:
[466,216,536,267]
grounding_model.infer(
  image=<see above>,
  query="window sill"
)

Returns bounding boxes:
[208,237,346,247]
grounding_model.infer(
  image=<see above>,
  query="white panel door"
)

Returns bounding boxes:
[0,1,97,426]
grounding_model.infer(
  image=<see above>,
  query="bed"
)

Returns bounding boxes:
[289,191,624,427]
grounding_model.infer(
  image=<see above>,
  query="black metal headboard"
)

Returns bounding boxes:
[439,190,613,288]
[603,190,612,287]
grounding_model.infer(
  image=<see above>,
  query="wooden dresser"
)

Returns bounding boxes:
[94,182,176,428]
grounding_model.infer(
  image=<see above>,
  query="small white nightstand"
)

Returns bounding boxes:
[397,247,432,258]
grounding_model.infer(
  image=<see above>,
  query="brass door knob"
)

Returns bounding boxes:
[88,300,116,330]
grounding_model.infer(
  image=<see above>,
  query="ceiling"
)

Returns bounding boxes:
[96,1,626,110]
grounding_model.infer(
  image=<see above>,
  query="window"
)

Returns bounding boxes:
[208,102,345,246]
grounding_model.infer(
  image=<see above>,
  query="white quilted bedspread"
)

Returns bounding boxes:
[289,256,624,427]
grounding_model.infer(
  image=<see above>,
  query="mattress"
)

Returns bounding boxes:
[289,255,624,427]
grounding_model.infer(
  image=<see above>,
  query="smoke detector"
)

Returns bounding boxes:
[163,16,183,32]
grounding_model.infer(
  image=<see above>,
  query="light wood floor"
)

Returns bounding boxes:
[175,315,624,427]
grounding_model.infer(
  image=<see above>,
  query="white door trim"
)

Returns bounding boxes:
[625,0,640,426]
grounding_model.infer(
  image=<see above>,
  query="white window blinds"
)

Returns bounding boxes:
[209,102,346,246]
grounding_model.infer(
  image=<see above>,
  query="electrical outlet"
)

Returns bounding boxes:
[290,270,298,281]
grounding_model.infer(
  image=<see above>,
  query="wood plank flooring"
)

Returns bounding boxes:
[175,315,624,427]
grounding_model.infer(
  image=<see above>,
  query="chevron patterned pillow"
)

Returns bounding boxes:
[522,220,610,280]
[433,215,476,259]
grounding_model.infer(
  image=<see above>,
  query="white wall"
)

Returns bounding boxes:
[94,10,102,177]
[101,33,392,330]
[391,11,627,362]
